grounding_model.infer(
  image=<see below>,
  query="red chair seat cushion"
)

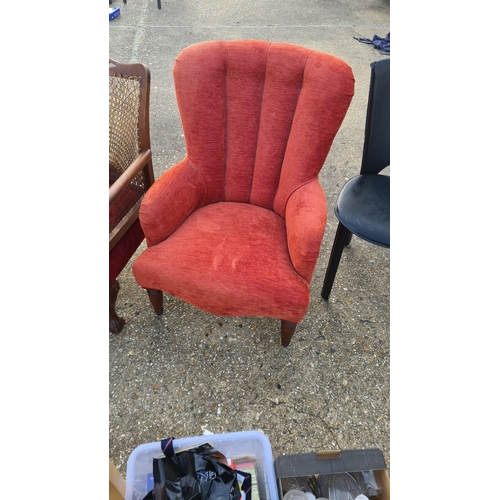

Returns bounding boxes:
[109,218,144,284]
[132,202,310,323]
[109,172,145,284]
[109,184,143,233]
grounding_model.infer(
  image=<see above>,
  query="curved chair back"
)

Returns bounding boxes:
[360,58,390,175]
[172,40,355,217]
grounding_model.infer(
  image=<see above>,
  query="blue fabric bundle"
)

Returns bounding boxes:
[354,32,390,53]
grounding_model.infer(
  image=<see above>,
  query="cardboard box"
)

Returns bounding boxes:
[109,460,126,500]
[275,449,389,500]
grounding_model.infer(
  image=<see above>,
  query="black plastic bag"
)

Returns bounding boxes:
[142,439,249,500]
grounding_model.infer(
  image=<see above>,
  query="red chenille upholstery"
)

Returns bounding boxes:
[132,40,354,346]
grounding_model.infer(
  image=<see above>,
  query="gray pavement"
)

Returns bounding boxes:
[109,0,390,484]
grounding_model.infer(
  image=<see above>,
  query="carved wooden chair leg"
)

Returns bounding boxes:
[281,320,297,347]
[110,280,125,333]
[146,288,164,315]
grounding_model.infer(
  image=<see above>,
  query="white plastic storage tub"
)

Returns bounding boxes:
[125,430,279,500]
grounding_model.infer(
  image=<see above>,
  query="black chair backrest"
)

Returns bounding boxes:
[360,58,390,175]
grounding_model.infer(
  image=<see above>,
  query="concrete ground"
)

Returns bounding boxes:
[109,0,390,485]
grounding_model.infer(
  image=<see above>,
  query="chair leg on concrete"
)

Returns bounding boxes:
[110,280,126,333]
[345,231,353,246]
[146,288,164,315]
[280,320,297,347]
[321,222,352,300]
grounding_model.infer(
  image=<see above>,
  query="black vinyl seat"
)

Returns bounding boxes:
[322,58,390,300]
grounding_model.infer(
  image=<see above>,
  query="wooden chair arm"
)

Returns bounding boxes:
[109,149,152,204]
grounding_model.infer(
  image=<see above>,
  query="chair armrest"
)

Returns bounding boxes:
[285,179,327,282]
[109,149,152,204]
[139,157,207,247]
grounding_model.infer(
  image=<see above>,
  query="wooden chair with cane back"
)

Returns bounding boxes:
[109,59,155,333]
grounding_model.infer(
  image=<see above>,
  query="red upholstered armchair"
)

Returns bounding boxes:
[109,59,155,333]
[132,40,354,346]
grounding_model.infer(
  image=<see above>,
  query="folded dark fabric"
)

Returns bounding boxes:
[354,33,390,53]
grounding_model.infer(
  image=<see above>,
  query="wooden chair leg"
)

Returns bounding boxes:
[345,231,353,246]
[321,222,352,300]
[146,288,164,315]
[281,320,297,347]
[110,280,125,334]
